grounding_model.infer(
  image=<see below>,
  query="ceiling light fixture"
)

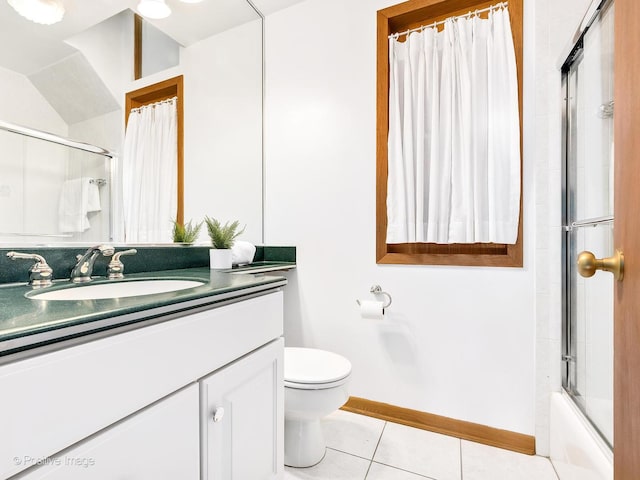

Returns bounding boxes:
[7,0,65,25]
[137,0,171,19]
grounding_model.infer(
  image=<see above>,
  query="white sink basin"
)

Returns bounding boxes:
[29,279,205,301]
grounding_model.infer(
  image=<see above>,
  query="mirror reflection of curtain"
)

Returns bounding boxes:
[386,7,520,245]
[122,97,177,242]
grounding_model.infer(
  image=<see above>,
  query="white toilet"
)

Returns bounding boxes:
[284,347,352,468]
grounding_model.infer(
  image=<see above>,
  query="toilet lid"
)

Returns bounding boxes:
[284,347,352,385]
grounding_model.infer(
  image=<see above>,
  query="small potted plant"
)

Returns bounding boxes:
[205,216,245,269]
[172,219,203,245]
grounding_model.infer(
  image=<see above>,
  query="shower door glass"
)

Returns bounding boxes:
[562,0,614,448]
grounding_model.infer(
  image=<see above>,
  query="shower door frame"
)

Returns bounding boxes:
[612,0,640,475]
[561,1,640,473]
[560,0,614,449]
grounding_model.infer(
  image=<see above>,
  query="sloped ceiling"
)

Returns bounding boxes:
[28,52,120,124]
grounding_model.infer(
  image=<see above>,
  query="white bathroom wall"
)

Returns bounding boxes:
[264,0,537,435]
[182,19,263,244]
[69,110,123,155]
[140,20,181,78]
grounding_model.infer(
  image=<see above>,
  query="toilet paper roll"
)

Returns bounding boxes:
[359,300,385,320]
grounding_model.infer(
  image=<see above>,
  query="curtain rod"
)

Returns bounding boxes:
[388,1,509,39]
[130,96,178,114]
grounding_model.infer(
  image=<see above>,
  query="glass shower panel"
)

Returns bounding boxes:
[568,223,614,445]
[0,130,111,244]
[563,0,614,449]
[570,1,615,221]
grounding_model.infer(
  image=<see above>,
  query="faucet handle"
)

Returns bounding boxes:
[6,252,53,288]
[107,249,137,280]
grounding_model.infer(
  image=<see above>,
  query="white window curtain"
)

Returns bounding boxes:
[122,97,177,243]
[386,6,520,245]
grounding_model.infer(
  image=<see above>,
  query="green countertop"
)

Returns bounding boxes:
[0,265,291,357]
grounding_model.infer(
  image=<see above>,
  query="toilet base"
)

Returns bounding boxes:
[284,418,326,468]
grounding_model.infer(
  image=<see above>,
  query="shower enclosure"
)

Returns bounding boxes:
[561,0,614,449]
[0,121,115,244]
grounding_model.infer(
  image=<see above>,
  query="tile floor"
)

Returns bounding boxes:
[284,410,559,480]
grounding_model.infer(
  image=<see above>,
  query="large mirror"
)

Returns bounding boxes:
[0,0,263,246]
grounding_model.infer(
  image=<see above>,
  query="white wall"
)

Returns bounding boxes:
[264,0,536,435]
[182,19,263,244]
[141,20,181,78]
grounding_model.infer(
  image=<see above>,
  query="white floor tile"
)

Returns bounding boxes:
[461,440,558,480]
[367,462,432,479]
[373,422,461,480]
[323,410,386,459]
[284,448,371,480]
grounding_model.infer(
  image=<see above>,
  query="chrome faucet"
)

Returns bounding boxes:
[70,245,115,283]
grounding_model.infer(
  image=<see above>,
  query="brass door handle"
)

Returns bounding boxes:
[577,250,624,281]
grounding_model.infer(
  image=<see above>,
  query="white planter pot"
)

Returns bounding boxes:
[210,249,232,270]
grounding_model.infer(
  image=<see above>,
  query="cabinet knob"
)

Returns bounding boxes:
[212,407,225,423]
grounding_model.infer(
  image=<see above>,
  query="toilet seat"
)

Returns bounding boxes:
[284,347,351,390]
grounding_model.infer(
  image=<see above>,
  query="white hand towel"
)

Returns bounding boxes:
[58,177,100,233]
[87,181,101,213]
[231,241,256,266]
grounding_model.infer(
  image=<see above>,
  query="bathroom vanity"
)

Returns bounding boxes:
[0,267,288,479]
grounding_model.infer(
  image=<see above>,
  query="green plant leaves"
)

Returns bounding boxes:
[205,216,246,249]
[172,219,203,244]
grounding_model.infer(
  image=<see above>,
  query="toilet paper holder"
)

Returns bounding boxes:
[356,285,392,309]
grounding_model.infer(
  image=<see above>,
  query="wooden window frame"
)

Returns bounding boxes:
[134,14,142,81]
[125,75,184,225]
[376,0,524,267]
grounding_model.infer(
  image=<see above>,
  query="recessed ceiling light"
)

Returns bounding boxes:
[7,0,65,25]
[137,0,171,19]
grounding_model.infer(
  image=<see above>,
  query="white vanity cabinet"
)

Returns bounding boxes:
[201,338,284,480]
[12,385,201,480]
[1,290,284,480]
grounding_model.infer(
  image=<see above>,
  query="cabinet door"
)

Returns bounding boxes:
[201,338,284,480]
[14,385,200,480]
